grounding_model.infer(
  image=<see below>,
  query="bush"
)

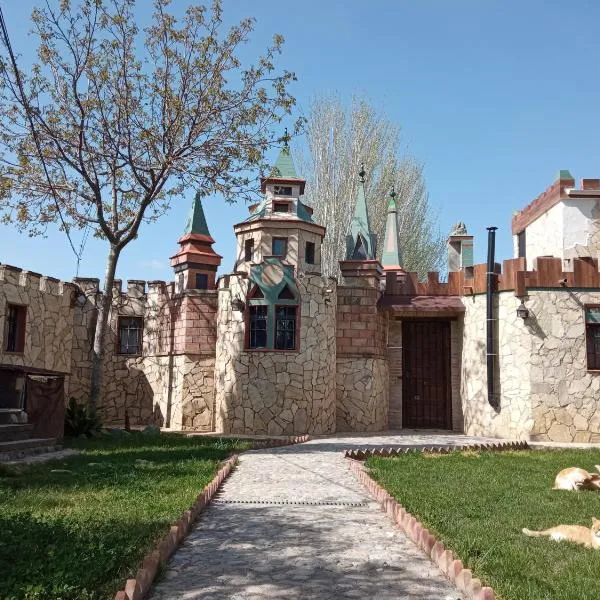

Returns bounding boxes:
[64,398,103,438]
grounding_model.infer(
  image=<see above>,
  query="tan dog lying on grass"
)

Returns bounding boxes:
[523,518,600,548]
[553,466,600,491]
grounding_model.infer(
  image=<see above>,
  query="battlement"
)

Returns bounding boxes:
[0,263,76,297]
[385,256,600,299]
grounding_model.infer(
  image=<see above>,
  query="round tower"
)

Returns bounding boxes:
[214,142,337,435]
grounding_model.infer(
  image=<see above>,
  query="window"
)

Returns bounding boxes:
[275,306,297,350]
[273,202,290,213]
[245,239,254,262]
[305,241,315,265]
[118,316,143,355]
[272,237,287,257]
[278,284,295,300]
[5,304,26,353]
[273,185,293,196]
[517,230,526,259]
[585,307,600,369]
[249,306,268,349]
[195,273,208,290]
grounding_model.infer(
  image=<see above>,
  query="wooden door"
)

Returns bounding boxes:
[402,320,452,429]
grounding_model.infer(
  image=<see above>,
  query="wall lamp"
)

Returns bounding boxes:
[516,299,529,320]
[231,296,245,312]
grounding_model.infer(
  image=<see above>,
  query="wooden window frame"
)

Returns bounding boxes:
[4,303,26,354]
[195,273,208,290]
[244,238,254,262]
[273,201,291,213]
[274,304,298,351]
[271,237,288,258]
[305,241,315,265]
[117,316,144,356]
[248,305,268,349]
[585,305,600,371]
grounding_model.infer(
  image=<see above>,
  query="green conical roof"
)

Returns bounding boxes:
[183,192,211,236]
[271,146,299,179]
[381,190,403,269]
[346,166,376,260]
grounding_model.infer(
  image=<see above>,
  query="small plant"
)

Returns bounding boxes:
[64,398,103,438]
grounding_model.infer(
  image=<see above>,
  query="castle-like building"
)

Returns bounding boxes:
[3,150,600,445]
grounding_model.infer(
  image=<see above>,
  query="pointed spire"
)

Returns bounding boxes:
[381,186,403,270]
[347,163,375,260]
[183,191,212,237]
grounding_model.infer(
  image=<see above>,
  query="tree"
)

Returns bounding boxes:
[0,0,299,405]
[297,95,444,278]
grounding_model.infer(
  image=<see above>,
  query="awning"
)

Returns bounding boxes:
[378,295,465,315]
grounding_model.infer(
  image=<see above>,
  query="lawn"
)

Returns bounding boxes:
[367,449,600,600]
[0,432,251,600]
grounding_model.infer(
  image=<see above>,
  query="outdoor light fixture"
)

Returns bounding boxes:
[516,299,529,320]
[231,296,245,312]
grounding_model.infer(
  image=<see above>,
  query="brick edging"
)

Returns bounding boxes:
[112,434,310,600]
[348,459,496,600]
[344,440,528,460]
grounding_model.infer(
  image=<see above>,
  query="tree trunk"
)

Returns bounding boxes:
[90,244,120,408]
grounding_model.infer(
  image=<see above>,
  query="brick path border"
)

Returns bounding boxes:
[344,440,529,460]
[348,455,500,600]
[112,434,310,600]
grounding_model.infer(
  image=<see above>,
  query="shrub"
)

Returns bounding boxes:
[64,398,103,438]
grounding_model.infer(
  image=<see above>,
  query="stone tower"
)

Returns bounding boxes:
[214,141,337,435]
[447,221,474,277]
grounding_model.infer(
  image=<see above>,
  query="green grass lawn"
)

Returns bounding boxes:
[367,449,600,600]
[0,432,251,600]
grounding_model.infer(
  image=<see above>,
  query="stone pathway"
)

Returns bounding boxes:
[148,432,499,600]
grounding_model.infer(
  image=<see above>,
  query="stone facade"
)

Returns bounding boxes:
[6,158,600,445]
[0,265,75,375]
[460,288,600,442]
[214,273,337,435]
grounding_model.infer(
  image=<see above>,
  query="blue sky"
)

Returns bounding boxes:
[1,0,599,284]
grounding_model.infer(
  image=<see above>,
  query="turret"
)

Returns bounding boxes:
[170,192,222,292]
[339,165,382,287]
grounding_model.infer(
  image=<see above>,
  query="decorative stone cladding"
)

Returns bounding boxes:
[0,265,75,375]
[460,257,600,443]
[336,285,389,432]
[461,293,533,440]
[68,278,217,430]
[214,273,337,435]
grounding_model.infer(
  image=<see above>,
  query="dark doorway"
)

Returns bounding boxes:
[402,320,452,429]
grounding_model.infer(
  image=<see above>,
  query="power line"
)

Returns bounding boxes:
[0,5,84,271]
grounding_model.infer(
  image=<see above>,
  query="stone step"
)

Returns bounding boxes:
[0,438,61,462]
[0,423,33,442]
[0,409,28,424]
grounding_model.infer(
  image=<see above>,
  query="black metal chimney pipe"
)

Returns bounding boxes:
[486,226,498,409]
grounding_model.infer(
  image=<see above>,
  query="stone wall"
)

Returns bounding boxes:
[461,293,533,440]
[0,265,75,375]
[68,278,217,429]
[214,273,337,435]
[336,357,388,431]
[526,290,600,442]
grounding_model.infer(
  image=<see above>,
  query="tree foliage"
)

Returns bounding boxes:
[297,95,445,279]
[0,0,299,403]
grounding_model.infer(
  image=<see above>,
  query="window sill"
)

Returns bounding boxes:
[3,350,25,355]
[244,347,299,353]
[116,353,143,357]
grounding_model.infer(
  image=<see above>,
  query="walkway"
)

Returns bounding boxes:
[148,431,498,600]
